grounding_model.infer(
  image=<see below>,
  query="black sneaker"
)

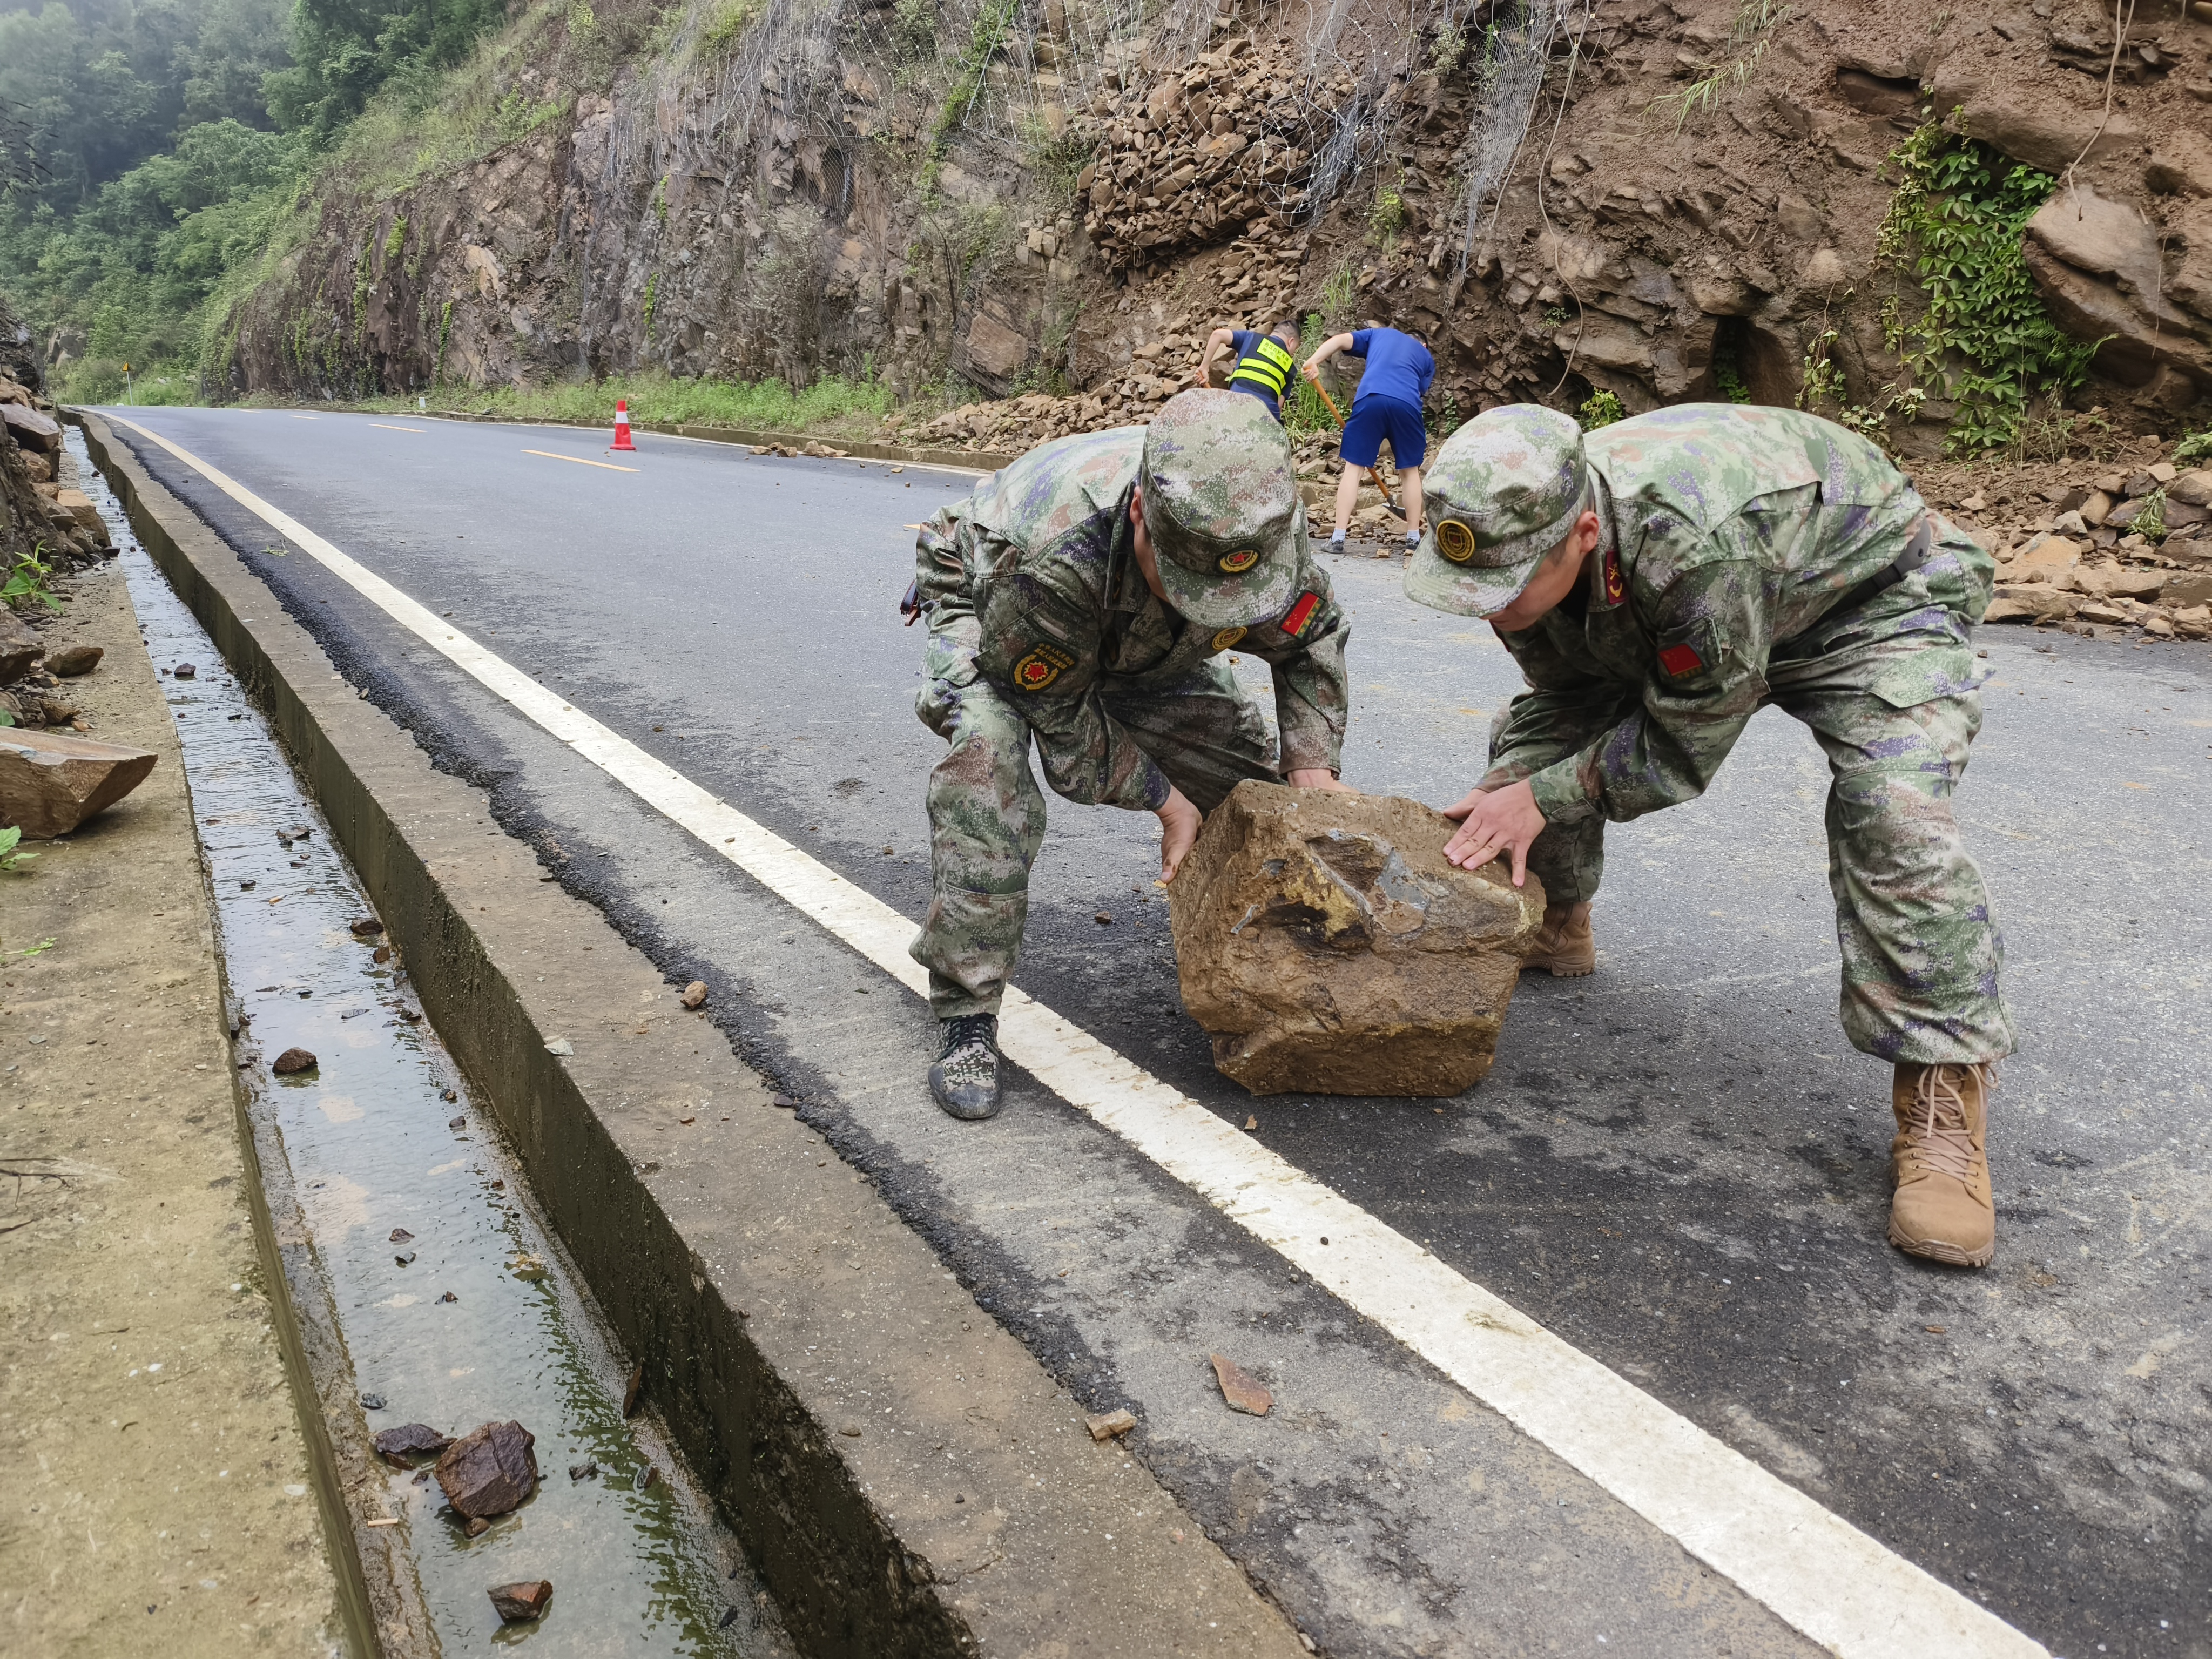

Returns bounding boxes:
[928,1014,1002,1121]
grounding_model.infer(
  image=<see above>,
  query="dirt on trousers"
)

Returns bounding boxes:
[0,552,344,1655]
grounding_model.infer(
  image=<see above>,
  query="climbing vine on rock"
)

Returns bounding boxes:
[1871,125,2100,454]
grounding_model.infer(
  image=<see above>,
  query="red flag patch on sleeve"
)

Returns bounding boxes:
[1657,642,1704,678]
[1280,591,1323,638]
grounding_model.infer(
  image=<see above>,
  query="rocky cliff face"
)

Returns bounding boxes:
[224,0,2212,445]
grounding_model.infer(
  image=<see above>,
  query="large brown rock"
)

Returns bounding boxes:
[0,609,39,683]
[434,1420,538,1518]
[1166,783,1545,1097]
[2023,186,2212,389]
[0,402,60,455]
[0,730,158,838]
[1930,64,2139,176]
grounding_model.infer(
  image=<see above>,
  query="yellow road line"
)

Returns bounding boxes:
[287,413,320,420]
[373,423,425,434]
[523,449,638,473]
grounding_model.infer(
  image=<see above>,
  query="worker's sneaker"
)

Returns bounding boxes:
[1888,1063,1996,1267]
[929,1014,1003,1121]
[1522,902,1595,976]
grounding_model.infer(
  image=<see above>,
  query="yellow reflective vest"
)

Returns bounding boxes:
[1227,333,1295,410]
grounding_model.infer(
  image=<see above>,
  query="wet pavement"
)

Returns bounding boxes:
[87,407,2212,1658]
[80,428,795,1657]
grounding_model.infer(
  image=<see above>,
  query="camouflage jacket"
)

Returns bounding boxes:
[915,426,1350,810]
[1493,404,1994,826]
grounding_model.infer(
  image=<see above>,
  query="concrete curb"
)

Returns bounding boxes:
[322,406,1020,473]
[77,413,1308,1659]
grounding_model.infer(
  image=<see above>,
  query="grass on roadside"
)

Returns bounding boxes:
[328,370,902,436]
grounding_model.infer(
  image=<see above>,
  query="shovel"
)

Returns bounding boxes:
[1305,373,1407,520]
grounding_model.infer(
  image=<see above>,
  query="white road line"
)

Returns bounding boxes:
[103,412,2047,1659]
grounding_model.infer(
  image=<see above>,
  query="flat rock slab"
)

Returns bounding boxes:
[435,1419,538,1518]
[2,401,61,453]
[372,1423,455,1463]
[1168,782,1545,1096]
[1209,1353,1273,1417]
[0,728,158,838]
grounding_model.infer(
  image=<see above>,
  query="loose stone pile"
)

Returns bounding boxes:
[1962,448,2212,640]
[1074,46,1331,273]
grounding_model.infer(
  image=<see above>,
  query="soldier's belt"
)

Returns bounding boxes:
[1825,517,1934,622]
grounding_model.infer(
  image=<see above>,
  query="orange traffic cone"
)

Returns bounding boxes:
[610,399,636,452]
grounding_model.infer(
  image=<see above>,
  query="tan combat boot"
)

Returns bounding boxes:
[1522,902,1595,977]
[1888,1063,1996,1267]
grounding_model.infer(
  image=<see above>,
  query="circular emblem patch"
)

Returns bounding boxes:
[1437,520,1476,563]
[1218,547,1260,574]
[1211,626,1246,652]
[1017,660,1054,687]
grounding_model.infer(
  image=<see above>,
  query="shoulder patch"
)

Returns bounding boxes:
[1280,591,1323,639]
[1211,625,1247,651]
[1011,642,1076,692]
[1657,641,1704,678]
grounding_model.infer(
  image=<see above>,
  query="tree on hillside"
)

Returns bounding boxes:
[264,0,507,137]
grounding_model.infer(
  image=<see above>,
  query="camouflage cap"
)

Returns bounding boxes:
[1404,404,1588,617]
[1139,389,1305,629]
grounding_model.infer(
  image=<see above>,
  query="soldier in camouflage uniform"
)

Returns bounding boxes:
[1405,402,2014,1267]
[909,389,1353,1121]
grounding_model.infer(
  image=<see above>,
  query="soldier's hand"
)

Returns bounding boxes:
[1156,786,1203,884]
[1285,767,1352,793]
[1441,779,1546,887]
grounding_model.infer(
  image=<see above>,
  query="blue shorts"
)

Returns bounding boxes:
[1339,395,1427,470]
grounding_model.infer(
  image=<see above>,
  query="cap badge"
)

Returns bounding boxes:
[1218,547,1260,574]
[1436,520,1476,563]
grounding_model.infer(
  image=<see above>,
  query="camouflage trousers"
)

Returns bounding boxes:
[1486,683,2015,1067]
[911,643,1279,1019]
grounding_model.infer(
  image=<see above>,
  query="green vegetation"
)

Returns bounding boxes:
[1367,174,1406,248]
[2134,488,2167,543]
[1431,20,1468,75]
[1578,389,1626,430]
[355,368,898,434]
[929,0,1020,168]
[1,0,521,404]
[1282,310,1334,442]
[2175,426,2212,466]
[1426,389,1464,441]
[4,546,63,613]
[696,0,763,59]
[1649,0,1790,132]
[1865,125,2099,454]
[1710,324,1752,403]
[0,827,35,870]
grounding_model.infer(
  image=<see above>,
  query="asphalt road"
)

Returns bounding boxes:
[102,407,2211,1658]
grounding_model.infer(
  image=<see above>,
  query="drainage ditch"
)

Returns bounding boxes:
[73,427,795,1658]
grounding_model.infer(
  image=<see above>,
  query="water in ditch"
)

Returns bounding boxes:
[74,428,795,1658]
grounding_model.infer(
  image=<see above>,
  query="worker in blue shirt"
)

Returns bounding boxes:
[1195,319,1301,422]
[1304,323,1433,551]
